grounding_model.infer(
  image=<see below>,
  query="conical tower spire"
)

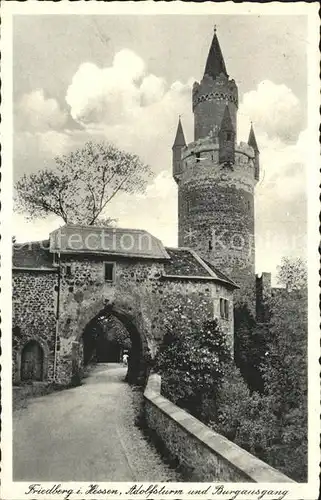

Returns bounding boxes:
[220,104,234,131]
[172,117,186,183]
[248,123,259,152]
[248,123,260,181]
[204,28,228,80]
[172,117,186,148]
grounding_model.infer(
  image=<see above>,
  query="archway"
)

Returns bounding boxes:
[81,305,149,385]
[21,340,44,381]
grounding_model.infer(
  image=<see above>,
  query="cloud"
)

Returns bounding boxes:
[65,48,193,130]
[16,89,67,132]
[140,74,166,106]
[66,50,149,125]
[239,80,301,143]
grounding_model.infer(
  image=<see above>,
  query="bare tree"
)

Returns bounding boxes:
[15,141,153,226]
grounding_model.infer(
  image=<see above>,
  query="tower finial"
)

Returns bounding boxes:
[214,24,217,34]
[204,26,228,79]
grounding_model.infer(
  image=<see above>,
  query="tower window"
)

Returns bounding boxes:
[220,298,229,320]
[196,152,201,163]
[226,132,232,141]
[104,262,115,282]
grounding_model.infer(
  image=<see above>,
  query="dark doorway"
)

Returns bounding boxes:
[83,314,131,365]
[96,336,121,362]
[21,341,44,381]
[82,308,146,385]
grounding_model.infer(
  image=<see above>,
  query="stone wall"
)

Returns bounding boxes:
[193,74,238,140]
[177,141,257,311]
[12,269,58,383]
[56,255,234,383]
[12,247,235,386]
[144,373,295,483]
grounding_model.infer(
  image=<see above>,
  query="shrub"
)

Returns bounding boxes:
[212,285,308,482]
[155,319,230,422]
[234,304,267,393]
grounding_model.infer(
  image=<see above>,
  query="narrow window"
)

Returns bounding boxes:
[220,298,224,318]
[104,262,115,282]
[196,152,201,163]
[65,265,72,277]
[224,299,229,320]
[226,132,232,141]
[220,298,229,319]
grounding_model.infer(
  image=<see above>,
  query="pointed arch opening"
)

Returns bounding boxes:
[81,305,149,386]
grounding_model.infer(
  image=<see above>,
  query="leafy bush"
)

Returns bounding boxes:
[234,304,267,393]
[212,286,308,482]
[155,319,231,422]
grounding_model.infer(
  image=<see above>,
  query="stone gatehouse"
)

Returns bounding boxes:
[12,224,238,385]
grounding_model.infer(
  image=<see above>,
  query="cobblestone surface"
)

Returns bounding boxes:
[13,364,181,481]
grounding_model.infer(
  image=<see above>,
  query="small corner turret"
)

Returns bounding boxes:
[172,117,186,183]
[248,123,260,181]
[219,104,235,165]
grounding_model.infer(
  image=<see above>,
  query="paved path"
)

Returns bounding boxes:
[13,364,179,481]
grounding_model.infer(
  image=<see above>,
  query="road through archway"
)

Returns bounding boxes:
[13,364,180,481]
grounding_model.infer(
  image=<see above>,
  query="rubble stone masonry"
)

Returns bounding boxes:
[12,269,57,383]
[12,249,234,386]
[178,140,257,309]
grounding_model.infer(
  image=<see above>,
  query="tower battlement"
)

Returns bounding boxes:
[192,75,238,109]
[179,140,257,194]
[182,138,256,159]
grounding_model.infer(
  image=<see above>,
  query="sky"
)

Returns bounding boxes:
[13,14,309,278]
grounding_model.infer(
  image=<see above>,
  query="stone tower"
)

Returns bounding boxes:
[172,29,260,309]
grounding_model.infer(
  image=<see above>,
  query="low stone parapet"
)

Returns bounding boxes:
[144,373,295,483]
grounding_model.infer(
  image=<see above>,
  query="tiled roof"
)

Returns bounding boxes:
[49,225,170,260]
[12,230,238,289]
[164,248,239,288]
[13,241,55,269]
[164,248,210,277]
[202,258,239,288]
